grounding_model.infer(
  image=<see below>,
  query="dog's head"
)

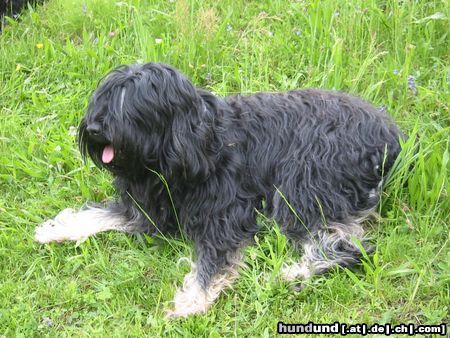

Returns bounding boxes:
[78,62,217,180]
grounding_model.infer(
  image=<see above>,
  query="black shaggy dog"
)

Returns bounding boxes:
[36,62,401,317]
[0,0,43,20]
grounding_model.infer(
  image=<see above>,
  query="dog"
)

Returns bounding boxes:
[0,0,43,20]
[35,62,402,317]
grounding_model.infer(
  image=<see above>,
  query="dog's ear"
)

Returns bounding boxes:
[161,88,218,182]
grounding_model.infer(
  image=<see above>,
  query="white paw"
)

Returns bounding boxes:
[165,272,210,318]
[35,207,129,244]
[165,256,242,319]
[165,289,209,318]
[280,262,312,282]
[35,208,89,244]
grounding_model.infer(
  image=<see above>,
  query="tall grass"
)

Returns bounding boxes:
[0,0,448,336]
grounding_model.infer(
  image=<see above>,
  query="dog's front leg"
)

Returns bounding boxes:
[34,204,134,244]
[166,245,244,318]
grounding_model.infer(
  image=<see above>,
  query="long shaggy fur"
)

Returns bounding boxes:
[0,0,44,19]
[42,62,402,316]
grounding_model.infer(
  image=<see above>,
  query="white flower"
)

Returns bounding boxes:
[68,126,77,137]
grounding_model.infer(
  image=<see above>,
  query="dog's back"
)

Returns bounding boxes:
[225,89,401,235]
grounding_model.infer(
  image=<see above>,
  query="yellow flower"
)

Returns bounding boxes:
[16,64,21,71]
[36,43,44,49]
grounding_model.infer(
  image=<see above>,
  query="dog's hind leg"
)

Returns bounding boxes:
[280,219,372,285]
[34,204,138,244]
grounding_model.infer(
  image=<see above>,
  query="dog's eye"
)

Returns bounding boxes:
[95,115,105,124]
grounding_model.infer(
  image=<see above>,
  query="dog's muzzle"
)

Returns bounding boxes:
[86,123,108,144]
[85,123,115,164]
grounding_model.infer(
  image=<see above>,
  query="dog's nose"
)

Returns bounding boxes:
[86,123,102,136]
[86,123,108,143]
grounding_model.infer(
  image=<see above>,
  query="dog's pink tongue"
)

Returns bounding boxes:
[102,145,115,164]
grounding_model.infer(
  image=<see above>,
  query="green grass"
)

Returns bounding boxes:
[0,0,449,336]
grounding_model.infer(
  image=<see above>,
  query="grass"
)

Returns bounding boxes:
[0,0,448,336]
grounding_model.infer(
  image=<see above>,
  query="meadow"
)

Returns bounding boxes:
[0,0,448,336]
